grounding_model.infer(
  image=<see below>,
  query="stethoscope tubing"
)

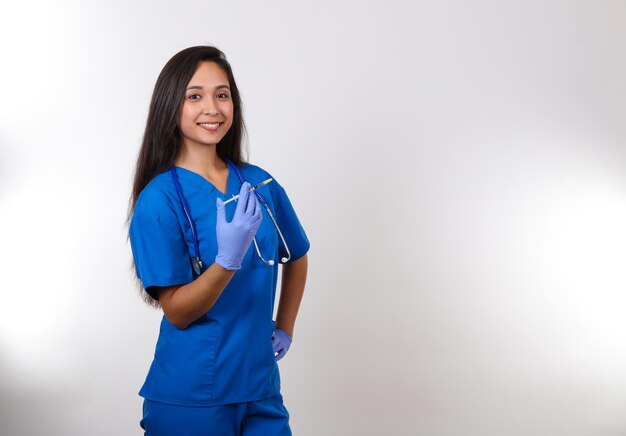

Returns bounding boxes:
[169,160,291,274]
[227,160,291,266]
[170,167,203,272]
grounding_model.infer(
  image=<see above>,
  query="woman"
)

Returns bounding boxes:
[128,46,309,435]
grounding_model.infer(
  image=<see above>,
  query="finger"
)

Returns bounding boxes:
[251,196,262,219]
[234,182,250,218]
[246,191,258,216]
[216,198,226,223]
[244,188,257,215]
[249,204,263,230]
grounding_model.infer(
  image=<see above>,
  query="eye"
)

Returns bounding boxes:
[217,92,230,99]
[187,94,201,100]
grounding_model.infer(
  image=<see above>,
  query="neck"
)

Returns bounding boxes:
[175,142,226,173]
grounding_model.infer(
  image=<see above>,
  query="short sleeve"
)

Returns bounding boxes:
[272,181,310,262]
[129,193,194,300]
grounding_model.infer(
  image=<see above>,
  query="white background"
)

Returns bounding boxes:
[1,1,626,435]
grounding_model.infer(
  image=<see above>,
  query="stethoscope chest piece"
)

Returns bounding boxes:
[191,257,203,276]
[170,162,291,273]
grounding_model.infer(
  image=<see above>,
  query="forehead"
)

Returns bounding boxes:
[188,61,229,87]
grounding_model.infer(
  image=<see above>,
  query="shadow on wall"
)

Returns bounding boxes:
[0,352,90,436]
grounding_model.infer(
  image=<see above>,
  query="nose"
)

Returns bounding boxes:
[203,97,219,116]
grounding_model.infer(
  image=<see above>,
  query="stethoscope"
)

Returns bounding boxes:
[169,160,291,275]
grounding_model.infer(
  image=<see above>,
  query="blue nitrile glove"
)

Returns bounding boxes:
[272,328,292,361]
[215,182,263,270]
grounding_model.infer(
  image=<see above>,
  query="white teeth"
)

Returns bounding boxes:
[199,123,220,128]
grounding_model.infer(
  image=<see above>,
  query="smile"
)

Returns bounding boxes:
[197,122,222,132]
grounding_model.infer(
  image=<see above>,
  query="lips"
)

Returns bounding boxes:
[197,122,222,132]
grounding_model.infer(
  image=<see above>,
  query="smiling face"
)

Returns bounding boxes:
[178,61,234,151]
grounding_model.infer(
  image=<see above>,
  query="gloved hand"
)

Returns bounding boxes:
[215,182,263,270]
[272,328,292,361]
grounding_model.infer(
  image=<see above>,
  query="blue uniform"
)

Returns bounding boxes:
[140,394,291,435]
[129,163,309,433]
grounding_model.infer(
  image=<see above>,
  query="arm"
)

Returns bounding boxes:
[157,182,262,329]
[155,263,235,329]
[275,254,308,338]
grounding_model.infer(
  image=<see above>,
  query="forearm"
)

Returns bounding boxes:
[275,254,308,338]
[158,262,235,329]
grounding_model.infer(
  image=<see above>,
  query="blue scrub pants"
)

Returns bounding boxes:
[140,394,292,436]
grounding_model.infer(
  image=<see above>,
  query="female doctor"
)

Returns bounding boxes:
[127,46,309,435]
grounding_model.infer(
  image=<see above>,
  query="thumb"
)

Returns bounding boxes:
[216,198,226,223]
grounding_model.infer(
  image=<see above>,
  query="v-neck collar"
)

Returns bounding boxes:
[173,165,233,197]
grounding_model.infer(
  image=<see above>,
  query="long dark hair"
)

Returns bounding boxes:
[128,46,247,222]
[127,46,246,305]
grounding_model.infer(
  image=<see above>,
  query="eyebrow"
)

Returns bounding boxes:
[186,85,230,91]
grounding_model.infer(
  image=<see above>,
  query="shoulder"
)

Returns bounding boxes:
[133,171,180,223]
[238,162,272,180]
[238,162,288,198]
[238,162,287,190]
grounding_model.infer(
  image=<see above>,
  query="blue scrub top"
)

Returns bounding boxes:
[129,163,310,407]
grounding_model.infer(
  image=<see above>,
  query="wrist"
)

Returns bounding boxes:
[276,326,294,339]
[215,254,241,271]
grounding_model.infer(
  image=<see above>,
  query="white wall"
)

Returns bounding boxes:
[1,1,625,435]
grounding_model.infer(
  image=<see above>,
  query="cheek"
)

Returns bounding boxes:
[224,104,235,123]
[180,106,196,128]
